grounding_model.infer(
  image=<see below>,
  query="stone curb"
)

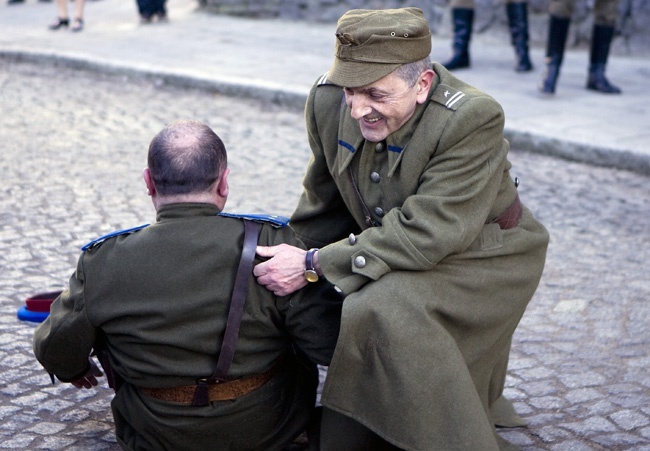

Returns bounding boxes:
[4,49,648,177]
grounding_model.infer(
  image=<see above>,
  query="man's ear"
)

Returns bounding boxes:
[217,168,230,199]
[416,69,435,104]
[143,168,156,196]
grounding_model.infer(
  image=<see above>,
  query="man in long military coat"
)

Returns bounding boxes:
[254,8,549,451]
[33,120,342,450]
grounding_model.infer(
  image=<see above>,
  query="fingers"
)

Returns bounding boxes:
[253,244,302,277]
[70,360,104,389]
[253,244,308,296]
[256,269,309,297]
[71,375,98,390]
[255,244,285,258]
[89,360,104,377]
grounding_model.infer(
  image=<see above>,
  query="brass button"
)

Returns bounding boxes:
[370,172,381,183]
[375,142,385,153]
[348,233,357,245]
[354,256,366,268]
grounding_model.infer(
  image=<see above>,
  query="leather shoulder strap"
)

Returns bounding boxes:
[193,219,259,406]
[214,219,259,379]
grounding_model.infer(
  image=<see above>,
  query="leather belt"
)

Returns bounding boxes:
[139,361,278,405]
[490,194,522,230]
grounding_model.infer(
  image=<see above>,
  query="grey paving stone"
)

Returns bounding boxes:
[0,58,648,450]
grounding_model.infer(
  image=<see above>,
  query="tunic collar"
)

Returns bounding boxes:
[156,203,221,222]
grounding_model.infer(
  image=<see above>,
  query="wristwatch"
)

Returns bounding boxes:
[304,248,319,283]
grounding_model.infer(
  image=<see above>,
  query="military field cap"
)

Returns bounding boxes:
[328,7,432,88]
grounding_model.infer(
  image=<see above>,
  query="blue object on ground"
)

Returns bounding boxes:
[17,306,49,323]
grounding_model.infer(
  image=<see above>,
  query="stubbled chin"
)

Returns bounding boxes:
[360,124,387,142]
[359,118,387,141]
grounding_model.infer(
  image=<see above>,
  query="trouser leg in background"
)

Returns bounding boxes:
[137,0,155,20]
[443,8,474,70]
[506,2,533,72]
[539,15,570,94]
[587,24,621,93]
[155,0,167,18]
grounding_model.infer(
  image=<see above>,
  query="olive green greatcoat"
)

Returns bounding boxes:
[33,203,342,451]
[290,63,549,450]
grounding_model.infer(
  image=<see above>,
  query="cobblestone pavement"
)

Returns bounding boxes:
[1,60,649,450]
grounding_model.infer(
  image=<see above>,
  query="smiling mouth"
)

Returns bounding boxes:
[363,116,382,124]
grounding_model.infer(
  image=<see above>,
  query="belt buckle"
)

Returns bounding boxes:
[196,377,225,386]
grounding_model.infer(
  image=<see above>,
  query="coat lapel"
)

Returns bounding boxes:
[337,108,364,176]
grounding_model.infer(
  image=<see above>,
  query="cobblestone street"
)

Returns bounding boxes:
[1,60,649,450]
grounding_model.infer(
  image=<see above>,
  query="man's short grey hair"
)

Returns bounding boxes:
[394,57,432,87]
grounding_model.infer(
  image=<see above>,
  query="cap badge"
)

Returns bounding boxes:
[336,33,358,46]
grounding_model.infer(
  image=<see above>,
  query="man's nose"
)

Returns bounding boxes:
[348,96,372,120]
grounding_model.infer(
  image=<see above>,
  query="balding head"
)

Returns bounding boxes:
[147,120,227,196]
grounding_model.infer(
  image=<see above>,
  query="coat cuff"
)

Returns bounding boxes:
[54,360,91,383]
[319,240,391,294]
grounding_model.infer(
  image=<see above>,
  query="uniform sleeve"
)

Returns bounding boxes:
[282,282,343,366]
[259,222,343,366]
[319,95,510,294]
[33,255,97,381]
[290,82,361,249]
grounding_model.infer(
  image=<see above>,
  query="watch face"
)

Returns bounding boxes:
[305,270,319,283]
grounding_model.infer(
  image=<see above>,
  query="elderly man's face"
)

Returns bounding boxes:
[343,70,431,143]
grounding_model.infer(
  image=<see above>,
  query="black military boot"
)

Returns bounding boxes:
[506,2,533,72]
[443,8,474,70]
[587,24,622,94]
[539,15,570,94]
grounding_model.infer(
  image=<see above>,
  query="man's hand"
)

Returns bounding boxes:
[254,244,308,296]
[70,359,103,389]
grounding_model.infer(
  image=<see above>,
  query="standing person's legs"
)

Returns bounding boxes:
[71,0,85,32]
[137,0,155,22]
[442,0,475,70]
[539,0,574,94]
[48,0,69,29]
[586,0,622,93]
[138,0,167,22]
[505,0,533,72]
[156,0,167,20]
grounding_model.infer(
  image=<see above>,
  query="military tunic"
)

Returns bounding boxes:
[34,203,342,451]
[290,63,549,450]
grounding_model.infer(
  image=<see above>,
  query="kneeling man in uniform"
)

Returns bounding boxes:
[33,120,342,450]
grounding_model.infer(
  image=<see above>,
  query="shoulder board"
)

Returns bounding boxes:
[81,224,150,251]
[317,72,334,86]
[218,212,289,228]
[431,83,469,110]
